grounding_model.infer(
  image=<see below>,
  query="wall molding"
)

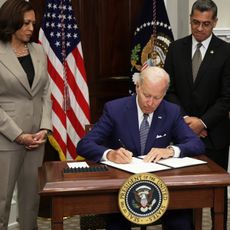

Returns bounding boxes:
[213,27,230,42]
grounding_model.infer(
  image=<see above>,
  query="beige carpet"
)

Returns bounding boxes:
[34,206,230,230]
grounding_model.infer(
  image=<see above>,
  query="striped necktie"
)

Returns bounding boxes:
[140,113,150,155]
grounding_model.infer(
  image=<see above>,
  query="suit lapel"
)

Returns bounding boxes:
[125,96,141,152]
[29,44,40,92]
[181,36,194,88]
[125,98,166,155]
[0,43,32,94]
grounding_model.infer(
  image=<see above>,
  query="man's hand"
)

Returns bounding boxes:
[107,148,133,164]
[184,116,206,136]
[199,129,208,138]
[143,147,174,163]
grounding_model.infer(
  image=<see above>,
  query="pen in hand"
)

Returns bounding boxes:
[118,139,133,163]
[118,138,126,148]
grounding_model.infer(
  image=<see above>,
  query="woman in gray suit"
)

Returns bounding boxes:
[0,0,52,229]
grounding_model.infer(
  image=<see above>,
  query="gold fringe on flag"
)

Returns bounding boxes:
[48,135,85,161]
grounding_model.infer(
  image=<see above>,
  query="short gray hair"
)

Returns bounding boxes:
[190,0,217,19]
[139,66,170,86]
[136,66,170,95]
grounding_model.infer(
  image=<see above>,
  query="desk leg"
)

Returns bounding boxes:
[194,208,202,230]
[213,188,224,230]
[51,197,64,230]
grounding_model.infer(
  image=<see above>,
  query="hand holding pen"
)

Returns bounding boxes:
[106,139,133,164]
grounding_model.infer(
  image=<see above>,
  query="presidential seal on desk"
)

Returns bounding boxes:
[118,173,169,225]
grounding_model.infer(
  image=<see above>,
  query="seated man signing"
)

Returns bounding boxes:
[77,66,205,230]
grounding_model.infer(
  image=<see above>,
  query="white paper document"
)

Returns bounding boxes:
[67,162,89,168]
[102,156,207,174]
[101,157,170,174]
[156,157,207,168]
[138,156,207,168]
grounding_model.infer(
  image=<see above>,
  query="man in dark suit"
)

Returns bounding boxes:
[164,1,230,229]
[77,66,205,230]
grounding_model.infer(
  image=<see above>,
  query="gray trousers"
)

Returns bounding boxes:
[0,145,44,230]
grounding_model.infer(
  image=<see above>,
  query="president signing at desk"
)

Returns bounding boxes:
[77,66,205,230]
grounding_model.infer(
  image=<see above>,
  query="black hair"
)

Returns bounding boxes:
[0,0,35,42]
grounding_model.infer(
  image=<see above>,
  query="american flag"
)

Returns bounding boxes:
[39,0,90,160]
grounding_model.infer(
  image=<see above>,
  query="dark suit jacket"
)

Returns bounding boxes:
[77,96,205,162]
[164,34,230,150]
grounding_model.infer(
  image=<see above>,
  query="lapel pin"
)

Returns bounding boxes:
[210,50,214,54]
[158,116,162,119]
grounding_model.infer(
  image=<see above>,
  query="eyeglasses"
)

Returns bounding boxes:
[191,19,213,29]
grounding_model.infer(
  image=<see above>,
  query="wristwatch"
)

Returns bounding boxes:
[167,145,175,157]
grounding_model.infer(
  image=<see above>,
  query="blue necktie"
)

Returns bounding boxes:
[140,114,150,155]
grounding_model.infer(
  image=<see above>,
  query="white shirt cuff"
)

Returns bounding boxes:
[101,149,112,161]
[171,145,180,158]
[200,119,207,129]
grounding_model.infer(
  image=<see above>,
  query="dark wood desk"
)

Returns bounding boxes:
[38,155,230,230]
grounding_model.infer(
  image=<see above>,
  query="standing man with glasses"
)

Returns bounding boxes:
[164,0,230,229]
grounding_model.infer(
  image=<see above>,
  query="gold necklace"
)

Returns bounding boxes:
[12,44,29,57]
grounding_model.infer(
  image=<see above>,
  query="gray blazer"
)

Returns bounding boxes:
[0,41,52,150]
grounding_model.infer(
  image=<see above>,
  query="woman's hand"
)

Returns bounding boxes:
[15,130,49,150]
